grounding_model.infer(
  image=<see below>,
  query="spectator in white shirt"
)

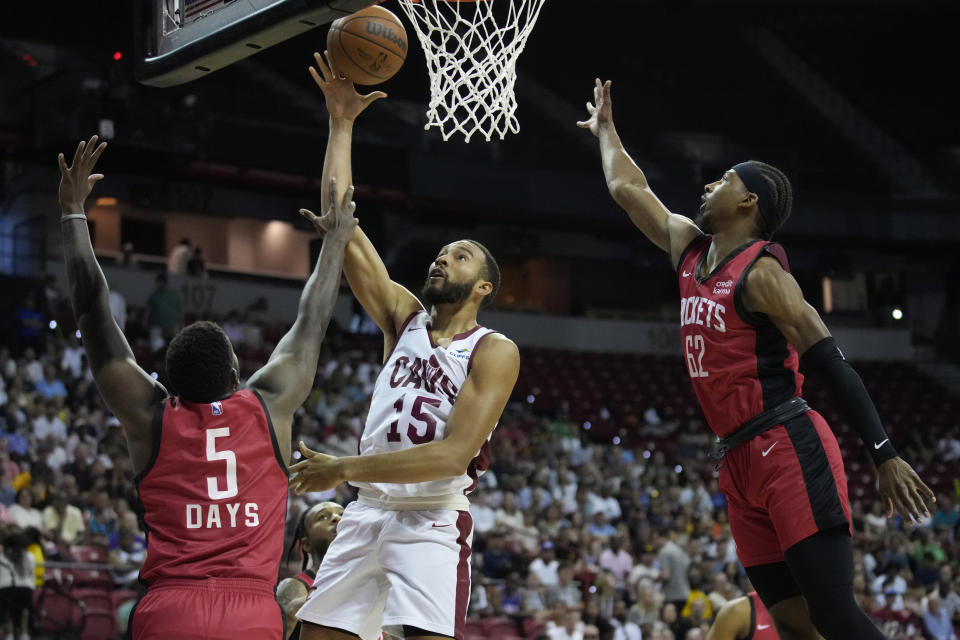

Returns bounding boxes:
[168,237,191,275]
[109,289,127,332]
[42,493,86,545]
[8,489,43,531]
[470,493,497,535]
[22,348,43,385]
[33,401,67,443]
[548,607,585,640]
[529,540,560,587]
[495,491,526,533]
[61,334,85,378]
[611,599,642,640]
[0,531,37,640]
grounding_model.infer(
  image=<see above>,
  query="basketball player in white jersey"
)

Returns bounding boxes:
[287,52,521,640]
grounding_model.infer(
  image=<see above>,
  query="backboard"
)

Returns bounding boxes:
[136,0,375,87]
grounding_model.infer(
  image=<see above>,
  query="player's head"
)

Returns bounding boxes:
[165,321,239,403]
[287,501,343,570]
[697,160,793,239]
[421,240,500,310]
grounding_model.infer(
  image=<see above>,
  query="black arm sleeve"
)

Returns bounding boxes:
[801,337,898,466]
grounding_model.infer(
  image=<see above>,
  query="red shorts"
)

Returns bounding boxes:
[718,410,851,567]
[131,578,282,640]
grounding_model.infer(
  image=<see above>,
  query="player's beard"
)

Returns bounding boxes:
[695,209,715,234]
[421,277,475,306]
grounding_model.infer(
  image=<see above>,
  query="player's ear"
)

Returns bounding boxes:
[475,280,493,299]
[230,367,240,390]
[739,191,758,210]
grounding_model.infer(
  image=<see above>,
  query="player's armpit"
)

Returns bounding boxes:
[742,256,830,354]
[440,334,520,472]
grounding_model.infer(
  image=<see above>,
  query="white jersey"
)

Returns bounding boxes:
[353,310,499,509]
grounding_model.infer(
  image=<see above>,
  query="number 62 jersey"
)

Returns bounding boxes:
[135,389,288,585]
[354,310,500,504]
[677,236,804,439]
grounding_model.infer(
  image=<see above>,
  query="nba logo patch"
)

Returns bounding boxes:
[211,401,223,416]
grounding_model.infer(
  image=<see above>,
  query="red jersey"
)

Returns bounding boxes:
[747,591,778,639]
[136,389,288,586]
[677,237,803,438]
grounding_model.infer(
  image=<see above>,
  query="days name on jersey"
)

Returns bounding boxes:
[183,425,260,529]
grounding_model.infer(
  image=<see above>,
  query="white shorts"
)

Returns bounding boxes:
[296,501,474,640]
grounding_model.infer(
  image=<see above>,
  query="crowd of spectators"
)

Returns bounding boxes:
[1,279,959,640]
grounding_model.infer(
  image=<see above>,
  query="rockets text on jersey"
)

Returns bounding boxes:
[677,236,803,438]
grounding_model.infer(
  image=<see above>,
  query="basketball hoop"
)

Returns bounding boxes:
[394,0,547,142]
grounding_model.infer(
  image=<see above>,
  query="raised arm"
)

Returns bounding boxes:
[58,136,167,475]
[288,334,520,493]
[578,78,701,268]
[743,256,935,524]
[309,51,421,338]
[246,179,357,464]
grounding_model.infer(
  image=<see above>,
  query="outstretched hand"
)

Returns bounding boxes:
[58,135,107,215]
[877,456,936,526]
[299,177,359,241]
[309,50,386,121]
[288,441,343,494]
[576,78,614,138]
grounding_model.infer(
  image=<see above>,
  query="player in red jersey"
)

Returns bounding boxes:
[277,502,344,640]
[57,135,357,640]
[708,592,779,640]
[580,80,935,640]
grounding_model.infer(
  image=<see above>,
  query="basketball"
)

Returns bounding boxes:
[327,5,408,86]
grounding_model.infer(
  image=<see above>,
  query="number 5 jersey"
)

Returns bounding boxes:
[135,389,288,585]
[354,310,500,509]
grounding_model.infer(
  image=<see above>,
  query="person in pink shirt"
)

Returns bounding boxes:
[599,536,635,587]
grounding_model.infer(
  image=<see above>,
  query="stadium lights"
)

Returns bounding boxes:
[892,308,903,320]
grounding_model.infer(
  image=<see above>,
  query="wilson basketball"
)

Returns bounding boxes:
[327,5,408,86]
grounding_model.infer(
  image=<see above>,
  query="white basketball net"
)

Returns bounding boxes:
[395,0,547,142]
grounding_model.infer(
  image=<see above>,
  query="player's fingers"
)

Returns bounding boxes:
[57,152,68,175]
[913,473,936,504]
[87,174,104,187]
[298,440,317,458]
[314,51,333,81]
[84,135,100,159]
[320,50,338,79]
[585,102,596,113]
[71,140,86,168]
[308,65,326,89]
[363,91,387,105]
[89,140,108,165]
[339,185,355,210]
[298,208,319,224]
[897,486,922,524]
[884,494,894,518]
[327,177,339,208]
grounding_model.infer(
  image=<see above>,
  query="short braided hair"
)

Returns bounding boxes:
[748,161,793,239]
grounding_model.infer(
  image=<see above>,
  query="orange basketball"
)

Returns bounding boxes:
[327,4,408,86]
